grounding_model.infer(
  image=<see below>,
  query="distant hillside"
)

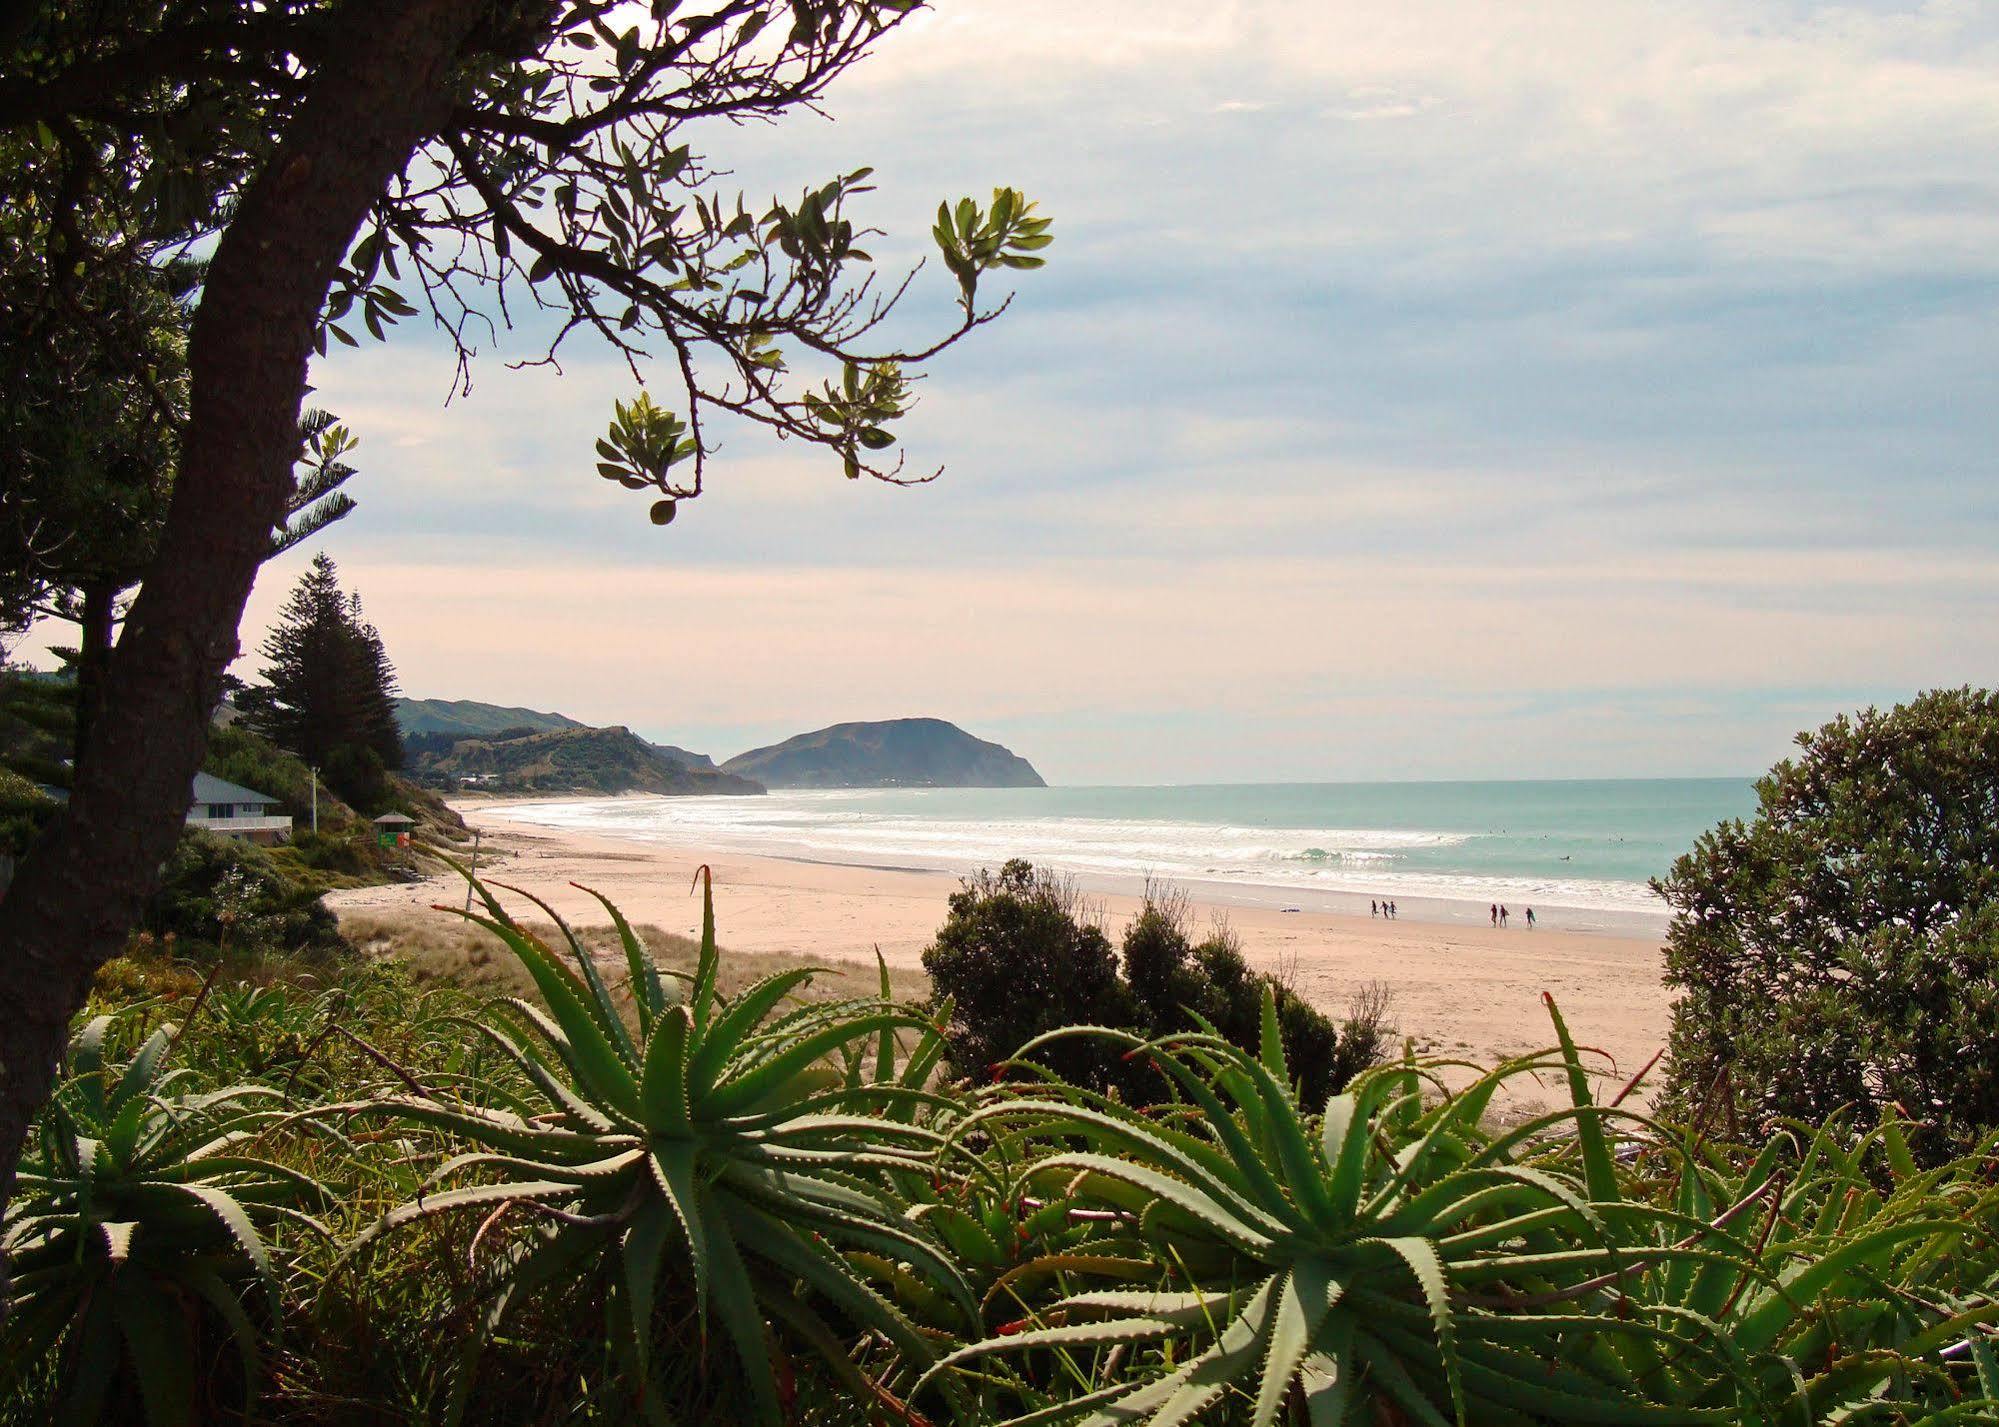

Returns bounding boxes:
[415,725,763,797]
[396,698,583,739]
[396,698,720,772]
[649,740,716,772]
[721,718,1044,789]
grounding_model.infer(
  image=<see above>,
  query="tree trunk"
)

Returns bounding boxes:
[70,579,115,771]
[0,0,494,1314]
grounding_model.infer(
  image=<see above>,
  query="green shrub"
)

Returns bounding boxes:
[283,826,379,878]
[202,721,337,823]
[924,862,1389,1101]
[0,765,56,858]
[934,1000,1999,1426]
[1658,687,1999,1159]
[1120,894,1391,1102]
[16,865,1999,1427]
[922,860,1139,1093]
[0,668,74,794]
[142,830,343,957]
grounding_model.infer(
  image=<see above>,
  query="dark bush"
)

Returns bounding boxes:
[1658,687,1999,1160]
[1120,898,1391,1104]
[204,721,342,822]
[323,741,391,815]
[924,861,1393,1101]
[921,859,1135,1092]
[0,766,57,859]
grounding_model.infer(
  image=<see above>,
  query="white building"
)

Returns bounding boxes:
[187,773,292,844]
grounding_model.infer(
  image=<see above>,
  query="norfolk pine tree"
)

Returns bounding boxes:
[238,555,403,807]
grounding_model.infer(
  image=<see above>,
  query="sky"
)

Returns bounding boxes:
[233,0,1997,784]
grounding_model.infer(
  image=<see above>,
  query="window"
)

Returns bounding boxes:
[208,803,233,819]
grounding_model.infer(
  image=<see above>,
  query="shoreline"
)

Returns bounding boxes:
[331,795,1679,1110]
[459,790,1673,940]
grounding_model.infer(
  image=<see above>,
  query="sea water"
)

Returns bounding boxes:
[485,779,1757,937]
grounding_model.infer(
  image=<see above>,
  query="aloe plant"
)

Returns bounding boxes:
[348,869,976,1425]
[931,993,1999,1426]
[1623,1105,1999,1425]
[2,1014,329,1426]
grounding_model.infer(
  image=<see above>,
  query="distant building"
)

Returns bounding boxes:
[187,773,292,844]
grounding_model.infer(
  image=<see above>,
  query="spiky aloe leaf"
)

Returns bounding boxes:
[453,909,640,1120]
[574,879,666,1031]
[1544,995,1620,1203]
[489,879,638,1066]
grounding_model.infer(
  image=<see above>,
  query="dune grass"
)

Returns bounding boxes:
[337,905,932,1006]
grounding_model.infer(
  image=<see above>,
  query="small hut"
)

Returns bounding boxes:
[372,812,416,850]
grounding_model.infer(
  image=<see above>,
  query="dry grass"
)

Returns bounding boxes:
[337,907,933,1008]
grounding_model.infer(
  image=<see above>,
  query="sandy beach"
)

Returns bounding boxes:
[327,799,1676,1110]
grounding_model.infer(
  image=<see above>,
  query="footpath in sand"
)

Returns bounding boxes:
[327,805,1675,1114]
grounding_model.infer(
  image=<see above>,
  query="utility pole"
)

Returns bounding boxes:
[465,829,481,914]
[309,766,319,834]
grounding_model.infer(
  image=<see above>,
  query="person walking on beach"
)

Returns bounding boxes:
[1500,904,1510,927]
[1526,906,1536,929]
[1389,900,1397,919]
[1490,903,1498,927]
[1371,899,1379,918]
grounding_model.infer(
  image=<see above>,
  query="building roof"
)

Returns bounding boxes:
[191,772,280,806]
[373,812,417,825]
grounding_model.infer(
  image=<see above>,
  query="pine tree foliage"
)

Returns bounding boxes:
[238,555,401,807]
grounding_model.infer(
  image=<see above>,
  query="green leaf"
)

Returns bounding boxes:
[575,882,666,1033]
[1253,1267,1319,1427]
[1544,996,1619,1204]
[640,1006,693,1133]
[456,910,640,1121]
[1364,1236,1463,1425]
[115,1278,197,1427]
[648,1141,709,1324]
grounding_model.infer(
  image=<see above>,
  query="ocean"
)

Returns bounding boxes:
[485,778,1758,938]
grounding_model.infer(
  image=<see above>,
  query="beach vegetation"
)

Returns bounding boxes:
[342,868,967,1425]
[1658,686,1999,1161]
[923,859,1138,1092]
[142,831,346,961]
[6,873,1999,1424]
[925,861,1390,1101]
[1121,891,1396,1102]
[0,664,76,807]
[0,765,58,861]
[2,1013,330,1427]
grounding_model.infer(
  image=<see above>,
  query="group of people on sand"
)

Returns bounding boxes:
[1371,898,1540,928]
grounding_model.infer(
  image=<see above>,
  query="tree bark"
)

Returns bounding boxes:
[0,0,494,1315]
[70,579,115,770]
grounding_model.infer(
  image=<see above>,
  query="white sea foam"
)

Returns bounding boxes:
[483,789,1672,919]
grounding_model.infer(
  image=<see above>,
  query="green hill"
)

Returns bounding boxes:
[721,718,1044,789]
[397,697,720,773]
[414,725,763,797]
[395,697,583,739]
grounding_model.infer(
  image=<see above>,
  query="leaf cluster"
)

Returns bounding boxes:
[1658,687,1999,1160]
[2,3,1054,525]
